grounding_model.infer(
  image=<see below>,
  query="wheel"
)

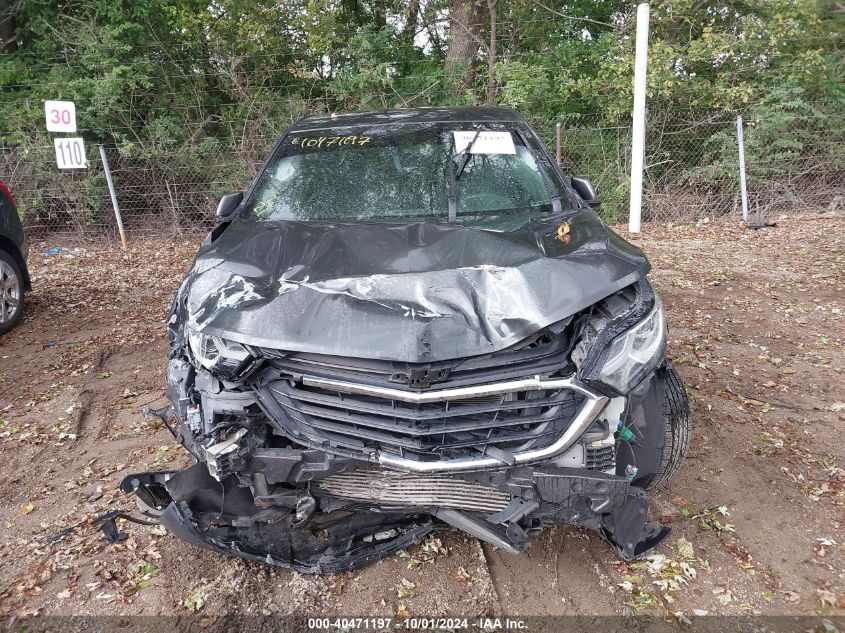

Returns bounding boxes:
[644,362,692,490]
[0,249,24,335]
[616,361,692,491]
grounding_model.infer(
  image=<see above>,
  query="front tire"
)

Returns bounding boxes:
[645,362,692,490]
[616,361,692,491]
[0,249,25,335]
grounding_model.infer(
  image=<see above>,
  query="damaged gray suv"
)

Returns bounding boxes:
[123,107,691,573]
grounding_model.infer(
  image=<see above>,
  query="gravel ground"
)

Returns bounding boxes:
[0,214,843,621]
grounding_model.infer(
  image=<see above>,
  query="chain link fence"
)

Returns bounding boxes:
[2,106,844,242]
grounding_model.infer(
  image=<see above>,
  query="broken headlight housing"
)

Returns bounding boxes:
[578,284,667,396]
[187,329,253,377]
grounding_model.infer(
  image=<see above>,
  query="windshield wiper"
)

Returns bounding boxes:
[454,129,481,181]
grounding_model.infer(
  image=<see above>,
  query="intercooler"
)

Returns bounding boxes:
[315,469,511,513]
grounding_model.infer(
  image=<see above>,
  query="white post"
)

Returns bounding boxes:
[736,115,749,222]
[628,3,649,234]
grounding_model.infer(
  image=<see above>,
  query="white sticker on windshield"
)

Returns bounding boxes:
[453,131,516,155]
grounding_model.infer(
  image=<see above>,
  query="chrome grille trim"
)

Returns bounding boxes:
[300,374,608,473]
[303,374,584,404]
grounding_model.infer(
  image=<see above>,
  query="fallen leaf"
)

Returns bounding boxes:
[452,567,472,583]
[184,590,206,613]
[674,611,691,625]
[676,537,694,559]
[817,589,836,608]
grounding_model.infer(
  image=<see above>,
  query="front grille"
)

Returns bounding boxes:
[315,470,511,512]
[258,375,588,464]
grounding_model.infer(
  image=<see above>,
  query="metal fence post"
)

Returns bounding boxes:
[98,145,128,249]
[736,115,750,223]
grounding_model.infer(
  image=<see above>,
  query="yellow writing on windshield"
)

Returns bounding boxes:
[291,135,372,149]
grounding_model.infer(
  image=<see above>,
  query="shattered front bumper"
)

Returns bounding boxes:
[122,454,668,574]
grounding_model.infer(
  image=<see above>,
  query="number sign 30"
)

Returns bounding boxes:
[44,100,77,133]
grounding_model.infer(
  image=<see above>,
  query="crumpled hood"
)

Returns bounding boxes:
[180,209,649,362]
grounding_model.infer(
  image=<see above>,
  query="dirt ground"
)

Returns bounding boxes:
[0,214,843,621]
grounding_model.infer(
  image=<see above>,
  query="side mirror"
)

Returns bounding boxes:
[571,177,600,208]
[216,191,243,221]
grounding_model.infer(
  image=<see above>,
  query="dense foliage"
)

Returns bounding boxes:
[0,0,843,229]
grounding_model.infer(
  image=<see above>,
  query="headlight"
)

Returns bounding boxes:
[578,285,667,395]
[187,329,252,376]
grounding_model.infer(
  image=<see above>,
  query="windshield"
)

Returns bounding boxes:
[242,123,558,222]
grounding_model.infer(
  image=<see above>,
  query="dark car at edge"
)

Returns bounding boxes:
[123,107,691,572]
[0,181,30,336]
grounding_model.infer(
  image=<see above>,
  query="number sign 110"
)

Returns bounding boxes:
[54,138,88,169]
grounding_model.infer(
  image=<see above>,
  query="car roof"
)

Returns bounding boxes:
[288,106,526,132]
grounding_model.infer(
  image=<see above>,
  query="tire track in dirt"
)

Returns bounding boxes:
[483,527,622,615]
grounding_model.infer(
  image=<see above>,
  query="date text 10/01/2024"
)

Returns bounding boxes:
[307,618,529,630]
